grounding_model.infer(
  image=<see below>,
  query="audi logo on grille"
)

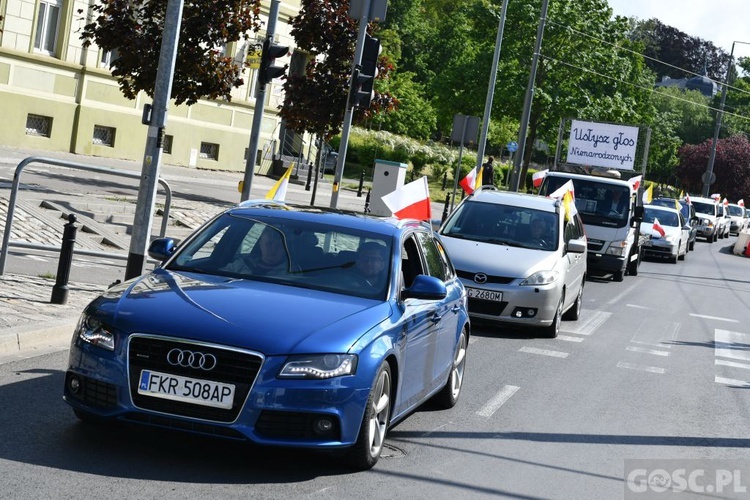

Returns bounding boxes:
[473,273,488,284]
[167,348,218,371]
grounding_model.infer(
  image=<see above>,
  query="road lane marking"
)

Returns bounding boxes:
[691,314,738,323]
[607,282,639,305]
[561,310,611,336]
[715,359,750,370]
[519,347,569,358]
[558,335,584,343]
[714,329,750,362]
[626,346,670,357]
[476,385,520,418]
[715,376,750,387]
[616,361,666,374]
[626,304,651,310]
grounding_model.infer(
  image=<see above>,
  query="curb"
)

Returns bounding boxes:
[0,318,77,358]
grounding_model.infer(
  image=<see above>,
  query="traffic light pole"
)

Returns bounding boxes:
[330,0,370,209]
[241,0,281,202]
[124,0,184,280]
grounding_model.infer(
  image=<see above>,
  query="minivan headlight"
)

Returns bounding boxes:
[520,270,559,286]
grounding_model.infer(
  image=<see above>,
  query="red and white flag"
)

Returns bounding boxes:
[722,197,729,207]
[652,217,666,238]
[739,199,745,208]
[710,193,721,201]
[458,166,482,194]
[382,176,432,221]
[628,175,642,191]
[532,169,548,189]
[684,193,691,205]
[548,180,577,221]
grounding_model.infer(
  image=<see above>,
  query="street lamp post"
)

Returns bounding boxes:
[702,40,750,197]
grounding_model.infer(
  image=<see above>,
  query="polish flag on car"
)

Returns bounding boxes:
[652,217,666,238]
[684,193,691,205]
[722,197,729,207]
[382,176,432,221]
[739,199,745,208]
[711,193,721,201]
[458,166,482,194]
[532,169,548,188]
[628,175,642,191]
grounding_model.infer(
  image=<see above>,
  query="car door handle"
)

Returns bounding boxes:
[451,304,461,313]
[430,312,443,323]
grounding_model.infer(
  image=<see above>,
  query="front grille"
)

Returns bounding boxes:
[468,298,508,316]
[128,336,263,422]
[587,239,604,251]
[255,410,341,441]
[457,270,515,284]
[66,372,117,409]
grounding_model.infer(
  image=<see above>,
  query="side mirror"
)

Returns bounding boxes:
[401,274,447,301]
[148,238,177,262]
[567,238,586,254]
[633,205,644,221]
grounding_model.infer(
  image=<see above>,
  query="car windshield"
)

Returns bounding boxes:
[441,200,559,251]
[728,205,744,216]
[650,199,690,219]
[167,213,393,300]
[692,201,716,216]
[542,176,630,228]
[643,208,679,227]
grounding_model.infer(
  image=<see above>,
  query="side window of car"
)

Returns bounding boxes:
[401,235,425,288]
[415,231,447,281]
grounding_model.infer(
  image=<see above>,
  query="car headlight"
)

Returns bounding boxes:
[520,270,559,286]
[702,219,712,226]
[75,313,115,351]
[279,354,358,379]
[665,235,677,244]
[606,240,628,257]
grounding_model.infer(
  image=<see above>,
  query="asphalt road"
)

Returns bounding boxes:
[2,239,750,499]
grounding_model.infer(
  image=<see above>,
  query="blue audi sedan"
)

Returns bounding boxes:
[64,201,469,470]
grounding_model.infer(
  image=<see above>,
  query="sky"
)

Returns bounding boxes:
[607,0,750,58]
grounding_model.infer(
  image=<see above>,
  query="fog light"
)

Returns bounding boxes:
[69,376,81,394]
[527,309,536,317]
[514,310,523,318]
[313,417,334,435]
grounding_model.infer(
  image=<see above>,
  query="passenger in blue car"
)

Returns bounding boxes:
[354,241,388,290]
[222,228,289,276]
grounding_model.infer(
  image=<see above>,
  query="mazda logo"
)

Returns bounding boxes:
[167,348,218,371]
[473,273,488,284]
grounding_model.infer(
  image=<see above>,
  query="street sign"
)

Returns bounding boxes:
[507,141,518,153]
[702,171,716,185]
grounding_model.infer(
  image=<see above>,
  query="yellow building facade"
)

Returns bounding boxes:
[0,0,304,173]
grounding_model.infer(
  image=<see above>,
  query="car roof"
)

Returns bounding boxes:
[466,187,561,213]
[544,171,635,193]
[688,196,717,204]
[229,200,428,237]
[645,204,680,215]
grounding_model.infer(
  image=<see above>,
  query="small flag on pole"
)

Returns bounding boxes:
[739,199,745,208]
[459,166,483,194]
[265,162,295,201]
[652,217,666,238]
[532,169,548,189]
[548,179,577,221]
[382,176,432,221]
[628,175,642,191]
[642,184,653,204]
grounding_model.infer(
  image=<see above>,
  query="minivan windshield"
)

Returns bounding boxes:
[692,201,716,216]
[441,200,559,251]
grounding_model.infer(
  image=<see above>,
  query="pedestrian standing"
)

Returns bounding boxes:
[481,156,495,187]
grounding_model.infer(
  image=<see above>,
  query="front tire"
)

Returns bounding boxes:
[563,283,583,321]
[613,269,625,282]
[432,329,468,409]
[540,293,564,338]
[346,363,392,470]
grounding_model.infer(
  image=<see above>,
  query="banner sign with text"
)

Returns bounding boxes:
[567,120,639,170]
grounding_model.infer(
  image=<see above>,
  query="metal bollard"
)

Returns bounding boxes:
[364,188,372,214]
[442,196,450,223]
[357,170,365,197]
[305,162,312,191]
[442,172,447,190]
[51,214,78,305]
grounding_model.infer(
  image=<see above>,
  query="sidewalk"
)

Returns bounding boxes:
[0,146,448,361]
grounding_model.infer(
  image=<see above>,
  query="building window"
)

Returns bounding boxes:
[199,142,219,160]
[34,0,63,55]
[93,125,116,147]
[26,114,53,137]
[162,135,173,155]
[100,48,119,69]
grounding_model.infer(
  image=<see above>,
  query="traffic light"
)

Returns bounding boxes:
[258,38,289,86]
[349,34,381,108]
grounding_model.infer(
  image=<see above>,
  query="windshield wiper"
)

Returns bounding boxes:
[293,261,356,274]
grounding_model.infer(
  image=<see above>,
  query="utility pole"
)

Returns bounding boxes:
[509,0,549,193]
[241,0,282,202]
[475,0,509,172]
[125,0,184,280]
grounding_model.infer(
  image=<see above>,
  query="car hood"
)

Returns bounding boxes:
[87,269,393,355]
[639,222,681,241]
[442,237,561,278]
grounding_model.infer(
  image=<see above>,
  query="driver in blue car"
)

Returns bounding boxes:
[354,241,388,289]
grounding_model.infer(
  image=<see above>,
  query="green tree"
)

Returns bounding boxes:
[370,72,436,139]
[78,0,263,105]
[677,135,750,199]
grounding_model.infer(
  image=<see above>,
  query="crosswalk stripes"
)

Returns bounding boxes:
[714,329,750,387]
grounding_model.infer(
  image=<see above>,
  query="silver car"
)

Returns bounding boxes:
[438,189,587,338]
